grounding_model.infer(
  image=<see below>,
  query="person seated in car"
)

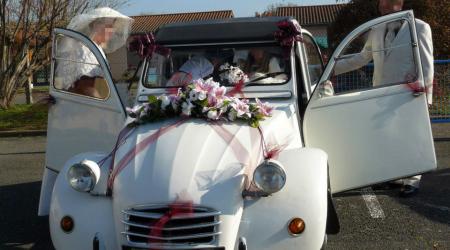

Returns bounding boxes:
[244,48,286,83]
[166,56,214,86]
[166,50,231,86]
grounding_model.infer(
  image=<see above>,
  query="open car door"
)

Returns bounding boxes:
[39,28,126,214]
[303,11,436,193]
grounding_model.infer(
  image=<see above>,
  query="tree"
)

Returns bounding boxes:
[0,0,127,109]
[255,2,297,17]
[328,0,449,58]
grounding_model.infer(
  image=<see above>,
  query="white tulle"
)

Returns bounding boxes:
[55,40,105,90]
[67,7,133,53]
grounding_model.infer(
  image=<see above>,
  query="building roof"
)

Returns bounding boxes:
[131,10,234,34]
[155,17,291,45]
[275,4,346,26]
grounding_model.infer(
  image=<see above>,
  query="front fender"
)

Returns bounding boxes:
[239,148,328,250]
[49,152,118,250]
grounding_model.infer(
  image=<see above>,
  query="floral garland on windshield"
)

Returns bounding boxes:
[127,78,273,128]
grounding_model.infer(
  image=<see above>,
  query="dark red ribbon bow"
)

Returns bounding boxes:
[274,19,303,58]
[128,33,171,59]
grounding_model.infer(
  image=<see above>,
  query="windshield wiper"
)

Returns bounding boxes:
[249,72,287,83]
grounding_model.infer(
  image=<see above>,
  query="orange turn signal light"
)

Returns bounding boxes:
[60,215,74,233]
[288,217,305,235]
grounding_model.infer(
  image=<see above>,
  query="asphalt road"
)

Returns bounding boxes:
[0,136,449,250]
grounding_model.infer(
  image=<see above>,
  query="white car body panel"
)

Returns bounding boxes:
[238,148,328,250]
[39,29,126,215]
[303,11,436,193]
[50,153,116,250]
[46,29,126,171]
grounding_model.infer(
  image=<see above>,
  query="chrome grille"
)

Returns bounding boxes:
[122,204,221,246]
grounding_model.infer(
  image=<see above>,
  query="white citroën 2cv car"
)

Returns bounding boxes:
[38,10,436,250]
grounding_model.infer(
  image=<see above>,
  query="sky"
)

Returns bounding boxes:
[118,0,348,17]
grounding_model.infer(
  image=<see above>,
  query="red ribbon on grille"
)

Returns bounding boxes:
[148,200,193,244]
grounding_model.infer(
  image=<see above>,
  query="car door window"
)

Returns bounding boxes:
[302,34,324,85]
[328,19,417,95]
[53,34,110,99]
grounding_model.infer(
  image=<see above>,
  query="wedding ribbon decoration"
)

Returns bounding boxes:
[148,200,193,244]
[274,19,303,58]
[128,33,171,59]
[105,119,287,193]
[405,80,439,98]
[97,124,136,168]
[406,80,426,96]
[257,126,289,160]
[403,73,437,103]
[226,79,246,98]
[106,118,189,191]
[210,123,252,165]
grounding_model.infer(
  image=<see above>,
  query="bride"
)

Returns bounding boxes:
[55,7,133,98]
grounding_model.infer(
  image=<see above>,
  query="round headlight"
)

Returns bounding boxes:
[66,160,100,192]
[253,159,286,194]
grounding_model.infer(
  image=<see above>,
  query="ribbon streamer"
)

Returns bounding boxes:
[107,118,189,192]
[226,79,246,98]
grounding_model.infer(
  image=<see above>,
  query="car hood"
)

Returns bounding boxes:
[111,102,301,247]
[112,102,300,199]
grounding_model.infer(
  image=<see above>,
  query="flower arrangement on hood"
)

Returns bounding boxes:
[126,78,273,128]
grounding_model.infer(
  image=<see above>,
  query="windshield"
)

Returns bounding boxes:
[143,44,290,88]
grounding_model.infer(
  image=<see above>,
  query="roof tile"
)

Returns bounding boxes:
[275,4,346,25]
[131,10,234,34]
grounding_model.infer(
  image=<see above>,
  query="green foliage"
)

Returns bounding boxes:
[0,104,48,131]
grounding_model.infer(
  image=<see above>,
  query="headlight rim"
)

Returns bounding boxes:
[66,160,99,192]
[252,159,287,195]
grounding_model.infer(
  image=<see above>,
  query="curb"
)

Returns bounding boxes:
[435,137,450,142]
[0,130,47,137]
